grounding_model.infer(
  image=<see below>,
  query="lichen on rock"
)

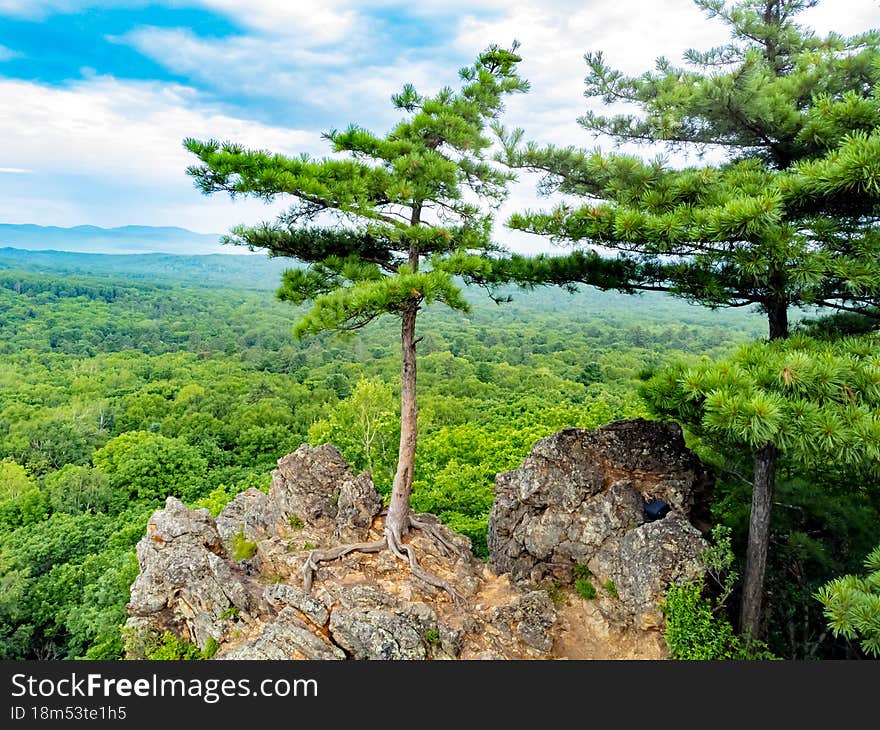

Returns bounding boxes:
[488,419,712,626]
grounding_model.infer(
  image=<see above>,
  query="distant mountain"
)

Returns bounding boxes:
[0,224,230,255]
[0,247,292,290]
[0,246,769,334]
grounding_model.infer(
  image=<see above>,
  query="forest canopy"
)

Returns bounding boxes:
[0,251,768,659]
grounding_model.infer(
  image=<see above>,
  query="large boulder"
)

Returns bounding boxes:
[125,497,254,654]
[488,419,712,623]
[268,444,354,527]
[217,444,384,545]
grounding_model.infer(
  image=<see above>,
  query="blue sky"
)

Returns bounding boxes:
[0,0,877,253]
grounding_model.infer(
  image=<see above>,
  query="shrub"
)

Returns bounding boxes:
[143,631,202,661]
[545,579,565,606]
[288,514,305,529]
[230,526,257,561]
[194,485,234,516]
[201,636,219,659]
[604,580,619,599]
[662,582,776,660]
[816,543,880,657]
[662,582,736,659]
[575,579,596,600]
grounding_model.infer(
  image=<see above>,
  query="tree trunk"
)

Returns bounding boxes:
[740,441,777,639]
[739,293,788,638]
[768,297,788,340]
[386,302,418,539]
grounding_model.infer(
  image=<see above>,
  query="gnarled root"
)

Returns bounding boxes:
[386,521,466,607]
[302,539,386,593]
[407,514,468,560]
[300,514,466,606]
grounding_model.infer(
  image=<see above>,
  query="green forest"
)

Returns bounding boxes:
[0,249,876,660]
[0,250,770,659]
[1,0,879,661]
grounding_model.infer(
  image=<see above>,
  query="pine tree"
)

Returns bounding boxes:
[479,0,880,636]
[817,542,880,657]
[643,328,880,644]
[184,45,528,596]
[643,333,880,473]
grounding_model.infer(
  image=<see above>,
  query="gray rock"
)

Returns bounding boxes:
[263,583,330,626]
[438,624,465,658]
[489,419,711,622]
[268,444,353,527]
[125,497,251,652]
[329,607,435,660]
[216,488,271,545]
[334,473,383,541]
[216,447,382,547]
[335,585,395,609]
[493,591,556,653]
[218,607,345,660]
[590,512,706,617]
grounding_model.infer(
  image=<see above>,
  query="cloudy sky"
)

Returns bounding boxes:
[0,0,876,253]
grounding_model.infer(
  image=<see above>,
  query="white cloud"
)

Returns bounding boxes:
[0,76,323,178]
[1,0,877,244]
[191,0,357,43]
[189,0,514,39]
[453,0,880,252]
[456,0,731,147]
[0,167,31,173]
[116,26,356,98]
[800,1,880,36]
[0,0,73,17]
[0,76,327,231]
[116,24,454,131]
[457,0,880,149]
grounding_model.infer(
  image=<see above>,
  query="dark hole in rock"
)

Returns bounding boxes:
[644,499,670,522]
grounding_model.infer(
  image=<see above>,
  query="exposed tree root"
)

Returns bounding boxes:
[302,540,386,593]
[385,522,466,607]
[408,514,468,559]
[301,514,466,605]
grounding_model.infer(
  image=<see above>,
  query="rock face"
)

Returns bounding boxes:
[126,444,557,660]
[126,497,254,652]
[126,423,711,660]
[488,419,712,623]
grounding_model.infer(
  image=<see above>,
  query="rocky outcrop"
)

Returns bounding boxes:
[126,497,255,653]
[126,423,711,659]
[334,472,383,542]
[488,419,711,624]
[126,444,557,660]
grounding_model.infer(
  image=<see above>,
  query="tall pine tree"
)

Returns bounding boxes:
[184,45,527,596]
[642,331,880,652]
[481,1,880,636]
